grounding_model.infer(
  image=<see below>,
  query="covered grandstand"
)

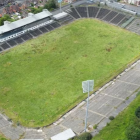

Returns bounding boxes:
[0,9,53,42]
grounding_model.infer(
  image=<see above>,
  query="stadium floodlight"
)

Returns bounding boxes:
[58,0,62,13]
[82,80,94,132]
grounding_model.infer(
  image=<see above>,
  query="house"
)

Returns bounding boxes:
[2,3,26,15]
[0,0,15,7]
[63,0,76,3]
[124,0,140,6]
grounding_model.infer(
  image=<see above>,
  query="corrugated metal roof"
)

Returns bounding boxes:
[0,9,52,34]
[53,12,68,20]
[51,129,75,140]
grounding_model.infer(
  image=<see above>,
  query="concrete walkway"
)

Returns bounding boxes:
[0,59,140,140]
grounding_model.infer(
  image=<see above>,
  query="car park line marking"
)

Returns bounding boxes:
[100,92,124,101]
[82,107,107,118]
[117,79,140,86]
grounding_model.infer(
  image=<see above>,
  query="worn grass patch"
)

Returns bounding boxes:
[0,19,140,127]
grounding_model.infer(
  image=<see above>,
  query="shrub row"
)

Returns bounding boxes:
[125,106,140,140]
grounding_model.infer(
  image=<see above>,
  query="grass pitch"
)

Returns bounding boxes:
[0,19,140,127]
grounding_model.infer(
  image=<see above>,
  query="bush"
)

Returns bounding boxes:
[136,92,140,97]
[93,124,97,129]
[135,106,140,118]
[134,117,140,128]
[126,124,140,140]
[70,4,73,8]
[73,132,92,140]
[109,116,114,120]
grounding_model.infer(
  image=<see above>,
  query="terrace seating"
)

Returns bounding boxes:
[30,29,42,37]
[14,37,24,44]
[21,34,32,41]
[7,40,17,47]
[58,15,74,25]
[44,25,54,31]
[27,33,33,39]
[126,19,140,33]
[65,8,80,19]
[103,11,118,22]
[0,6,134,53]
[118,16,131,26]
[1,43,10,50]
[39,27,48,33]
[96,8,110,19]
[0,47,2,52]
[76,7,87,18]
[50,22,61,28]
[110,13,125,25]
[88,6,99,18]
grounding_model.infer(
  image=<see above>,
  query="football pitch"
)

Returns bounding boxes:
[0,19,140,127]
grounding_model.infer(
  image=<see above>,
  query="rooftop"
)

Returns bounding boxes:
[0,9,52,34]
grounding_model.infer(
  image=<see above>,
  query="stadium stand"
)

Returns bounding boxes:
[96,8,111,19]
[21,34,33,41]
[110,13,125,25]
[14,37,24,44]
[118,16,131,26]
[27,33,33,39]
[23,17,51,30]
[65,8,80,19]
[50,22,61,28]
[103,11,118,22]
[76,7,88,18]
[30,29,42,37]
[126,19,140,33]
[44,25,54,31]
[88,6,99,18]
[57,15,74,25]
[0,10,52,35]
[35,29,43,35]
[39,27,49,33]
[1,43,10,50]
[29,31,38,37]
[0,6,135,53]
[7,40,17,47]
[0,47,2,52]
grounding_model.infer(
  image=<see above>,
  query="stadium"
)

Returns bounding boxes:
[0,3,140,140]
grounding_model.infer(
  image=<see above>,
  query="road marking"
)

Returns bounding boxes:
[117,79,140,86]
[133,69,140,72]
[59,124,69,130]
[101,92,124,101]
[82,107,107,118]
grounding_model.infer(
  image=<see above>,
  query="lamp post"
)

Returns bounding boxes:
[58,0,62,13]
[82,80,94,132]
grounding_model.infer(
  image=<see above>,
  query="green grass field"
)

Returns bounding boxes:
[92,93,140,140]
[0,133,8,140]
[0,19,140,127]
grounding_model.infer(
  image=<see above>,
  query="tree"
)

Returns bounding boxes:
[0,14,13,26]
[126,124,140,140]
[44,0,58,10]
[135,106,140,118]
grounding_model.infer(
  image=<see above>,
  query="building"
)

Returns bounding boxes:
[124,0,140,6]
[0,9,53,42]
[0,0,15,7]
